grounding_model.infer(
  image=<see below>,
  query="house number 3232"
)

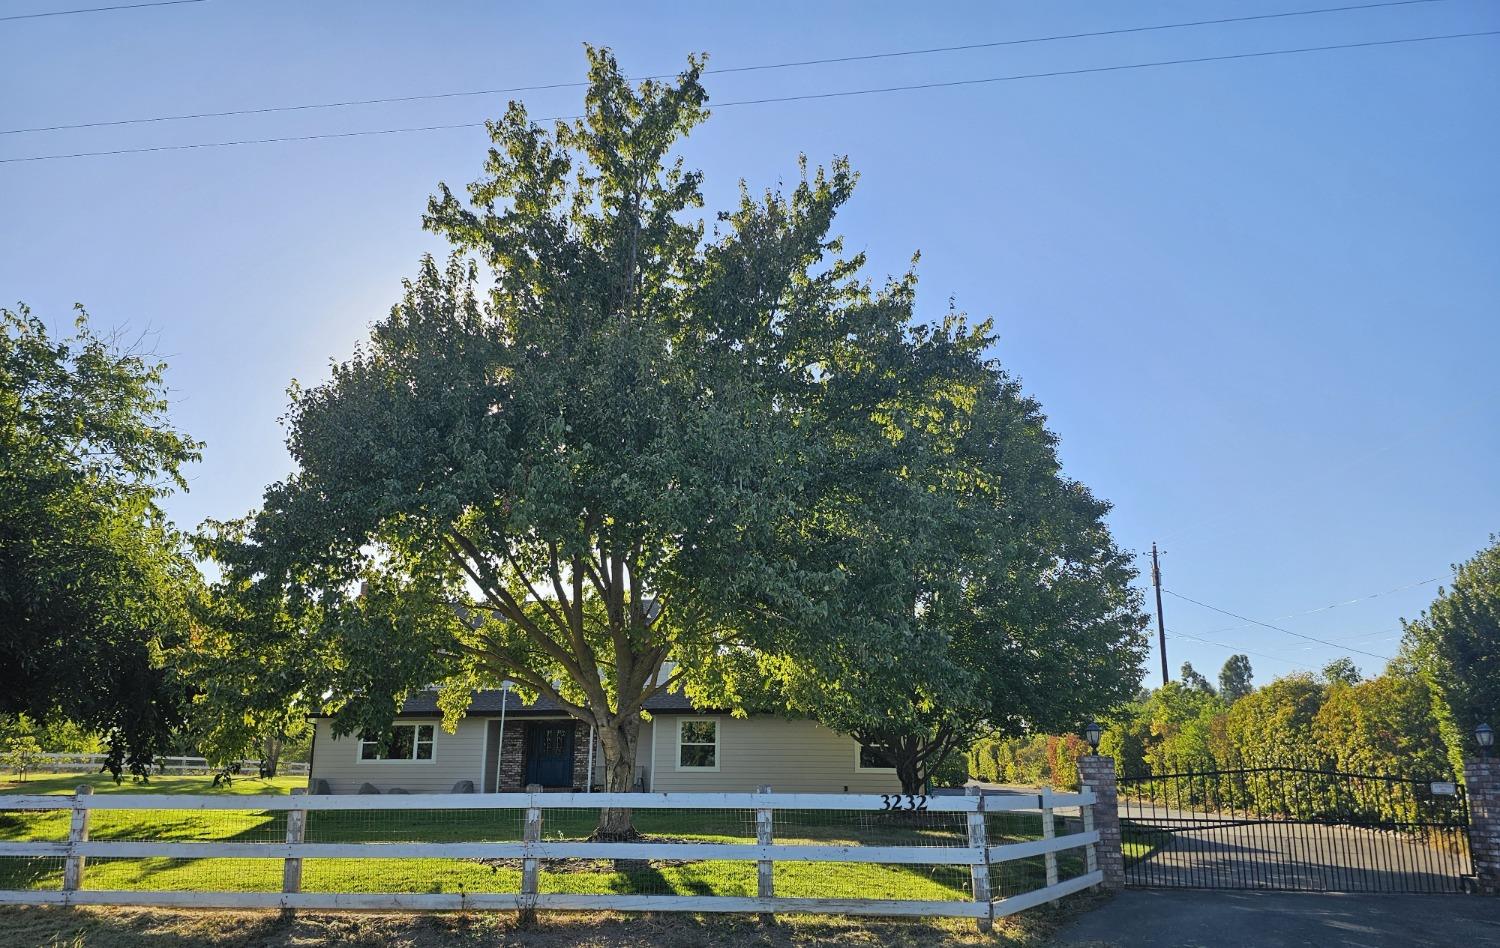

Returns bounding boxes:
[879,794,927,811]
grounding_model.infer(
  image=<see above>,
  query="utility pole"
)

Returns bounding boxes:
[1152,543,1169,686]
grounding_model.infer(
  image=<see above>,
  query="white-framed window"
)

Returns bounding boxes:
[675,718,719,771]
[358,723,436,762]
[855,741,896,772]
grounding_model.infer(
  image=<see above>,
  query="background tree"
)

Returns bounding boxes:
[1218,654,1254,703]
[1401,537,1500,772]
[1179,662,1216,694]
[1,304,200,777]
[185,565,317,778]
[1320,657,1362,687]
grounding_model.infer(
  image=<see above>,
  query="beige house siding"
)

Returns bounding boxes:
[310,717,488,794]
[312,714,897,795]
[647,716,900,794]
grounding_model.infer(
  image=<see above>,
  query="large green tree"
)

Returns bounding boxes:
[207,50,985,833]
[1,304,200,776]
[1402,537,1500,771]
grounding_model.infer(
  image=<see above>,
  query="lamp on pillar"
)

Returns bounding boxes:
[1083,721,1102,756]
[1477,722,1494,759]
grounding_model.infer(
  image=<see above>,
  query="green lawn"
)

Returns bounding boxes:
[0,777,1083,904]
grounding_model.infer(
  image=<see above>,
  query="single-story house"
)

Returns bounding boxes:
[308,688,902,794]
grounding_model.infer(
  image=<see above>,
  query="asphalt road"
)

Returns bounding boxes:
[1051,889,1500,947]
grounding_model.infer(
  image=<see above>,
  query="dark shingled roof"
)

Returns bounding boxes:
[395,688,702,717]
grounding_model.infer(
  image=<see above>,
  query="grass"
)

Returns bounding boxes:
[0,777,1088,909]
[1119,825,1164,866]
[1,774,307,797]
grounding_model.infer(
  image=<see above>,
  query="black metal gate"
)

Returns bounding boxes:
[1118,767,1473,893]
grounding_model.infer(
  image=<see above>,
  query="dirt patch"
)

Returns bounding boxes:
[0,900,1097,947]
[472,837,709,874]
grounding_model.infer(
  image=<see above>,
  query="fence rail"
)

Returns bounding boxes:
[0,787,1099,927]
[10,753,308,778]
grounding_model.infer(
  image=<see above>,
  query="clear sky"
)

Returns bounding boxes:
[4,0,1497,690]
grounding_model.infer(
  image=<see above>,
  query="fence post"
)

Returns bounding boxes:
[755,785,774,920]
[1041,786,1059,888]
[1464,757,1500,894]
[519,783,543,925]
[281,787,307,906]
[966,786,993,933]
[1077,754,1124,890]
[62,784,93,896]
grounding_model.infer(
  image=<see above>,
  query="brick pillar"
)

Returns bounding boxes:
[1077,754,1124,891]
[572,721,591,791]
[1465,757,1500,894]
[498,722,526,791]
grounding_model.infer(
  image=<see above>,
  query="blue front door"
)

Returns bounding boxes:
[524,722,575,788]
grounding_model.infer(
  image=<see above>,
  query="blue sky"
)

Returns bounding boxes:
[4,0,1497,689]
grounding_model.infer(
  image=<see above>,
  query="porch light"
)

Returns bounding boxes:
[1477,723,1494,758]
[1083,721,1102,755]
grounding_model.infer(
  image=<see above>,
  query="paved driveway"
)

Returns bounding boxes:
[1051,890,1500,947]
[1123,814,1470,892]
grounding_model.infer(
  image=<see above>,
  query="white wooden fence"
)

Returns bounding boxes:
[13,753,308,778]
[0,786,1100,928]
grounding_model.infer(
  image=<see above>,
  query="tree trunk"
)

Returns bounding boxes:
[895,753,924,796]
[260,734,283,778]
[592,713,642,840]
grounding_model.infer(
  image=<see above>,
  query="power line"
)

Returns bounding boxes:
[5,29,1496,165]
[1164,589,1394,661]
[0,0,206,23]
[0,0,1453,135]
[708,30,1498,108]
[1193,576,1439,637]
[1165,628,1317,669]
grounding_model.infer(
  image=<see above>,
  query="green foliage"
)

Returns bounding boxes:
[0,714,103,755]
[1,735,43,781]
[1178,662,1215,694]
[1223,674,1325,768]
[1217,654,1253,703]
[1320,657,1362,686]
[1402,536,1500,768]
[0,304,201,777]
[1312,661,1447,778]
[1004,659,1460,824]
[755,352,1148,792]
[202,47,1145,808]
[965,733,1092,790]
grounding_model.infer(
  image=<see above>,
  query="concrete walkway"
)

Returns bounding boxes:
[1051,890,1500,947]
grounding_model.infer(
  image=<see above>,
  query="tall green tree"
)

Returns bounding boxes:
[1217,654,1253,703]
[206,49,1007,832]
[1402,537,1500,771]
[1,304,200,776]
